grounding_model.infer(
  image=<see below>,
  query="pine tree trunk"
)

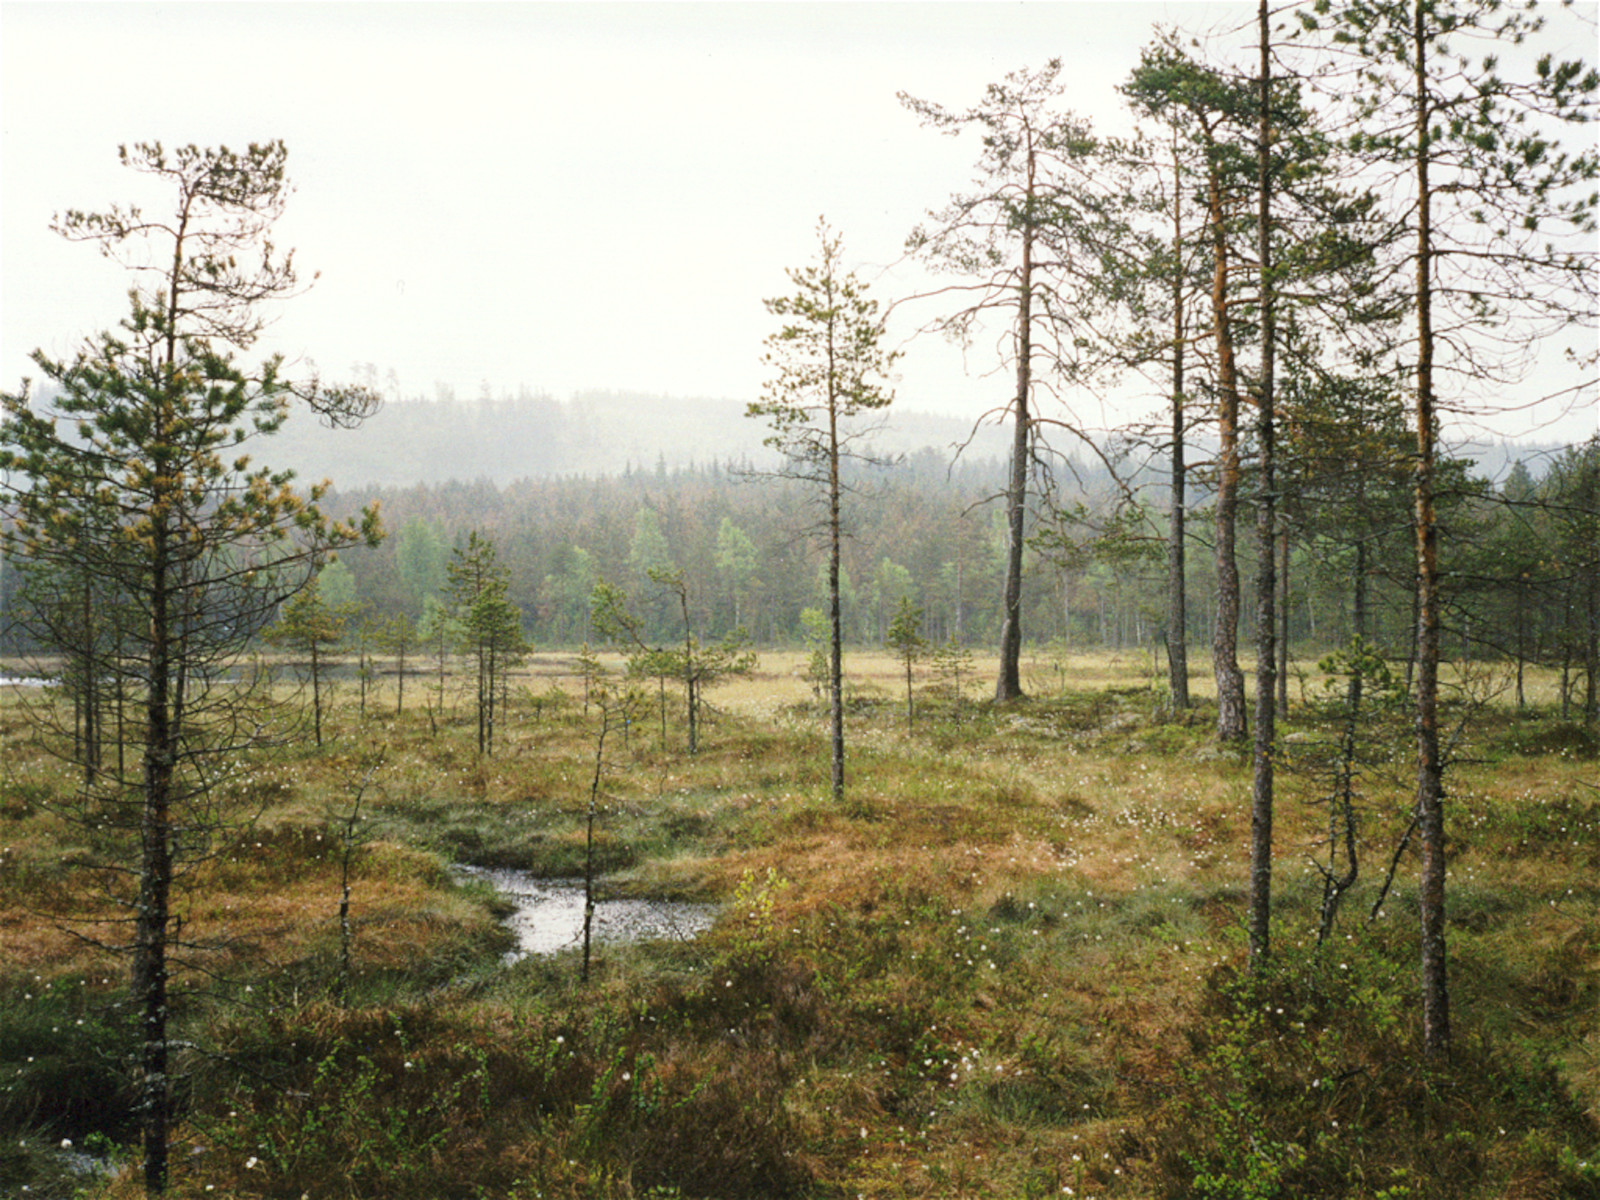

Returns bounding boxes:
[87,579,103,782]
[310,639,323,747]
[1354,539,1369,645]
[995,211,1035,704]
[1277,528,1290,717]
[137,517,174,1194]
[829,435,845,802]
[1248,0,1277,966]
[1168,132,1191,710]
[1413,4,1451,1056]
[1208,158,1247,744]
[1585,453,1599,728]
[479,638,490,756]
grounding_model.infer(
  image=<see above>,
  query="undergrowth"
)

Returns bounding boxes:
[0,657,1594,1198]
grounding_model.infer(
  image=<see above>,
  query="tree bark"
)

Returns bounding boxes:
[137,515,174,1194]
[1319,552,1365,946]
[829,419,845,801]
[828,314,846,801]
[1248,0,1277,966]
[1277,528,1290,717]
[1585,447,1599,729]
[995,173,1035,704]
[1413,1,1451,1057]
[1167,131,1192,710]
[135,210,194,1196]
[682,591,700,756]
[310,638,323,747]
[1208,152,1248,744]
[82,577,101,784]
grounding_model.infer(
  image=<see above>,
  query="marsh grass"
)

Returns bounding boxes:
[1,652,1595,1198]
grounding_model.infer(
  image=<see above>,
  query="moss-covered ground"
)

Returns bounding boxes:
[1,649,1594,1198]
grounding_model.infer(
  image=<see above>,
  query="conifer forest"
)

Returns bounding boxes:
[1,3,1597,1198]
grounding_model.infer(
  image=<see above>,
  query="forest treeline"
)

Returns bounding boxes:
[288,432,1599,701]
[260,386,1013,488]
[2,393,1589,686]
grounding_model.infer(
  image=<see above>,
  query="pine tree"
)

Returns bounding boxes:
[266,578,351,747]
[886,595,928,731]
[901,62,1104,703]
[749,219,896,802]
[447,531,526,755]
[1124,38,1260,745]
[1306,0,1598,1055]
[0,141,380,1193]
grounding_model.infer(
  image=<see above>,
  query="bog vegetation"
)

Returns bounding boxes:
[0,650,1595,1199]
[2,1,1598,1194]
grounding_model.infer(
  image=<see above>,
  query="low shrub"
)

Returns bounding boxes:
[0,979,135,1141]
[1147,942,1600,1200]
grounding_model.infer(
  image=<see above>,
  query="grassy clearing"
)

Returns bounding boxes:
[0,650,1595,1199]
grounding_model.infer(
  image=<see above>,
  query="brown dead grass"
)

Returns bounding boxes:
[2,654,1594,1200]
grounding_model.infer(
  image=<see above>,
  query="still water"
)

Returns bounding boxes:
[460,866,718,962]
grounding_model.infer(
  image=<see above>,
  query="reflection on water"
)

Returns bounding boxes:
[460,866,718,963]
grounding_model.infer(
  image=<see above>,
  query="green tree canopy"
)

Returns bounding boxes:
[749,218,895,801]
[0,140,381,1193]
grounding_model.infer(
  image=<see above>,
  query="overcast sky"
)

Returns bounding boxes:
[3,1,1595,446]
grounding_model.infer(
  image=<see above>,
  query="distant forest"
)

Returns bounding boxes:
[270,388,1013,488]
[245,391,1590,680]
[1,386,1585,681]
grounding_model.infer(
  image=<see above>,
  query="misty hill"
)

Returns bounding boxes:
[12,381,1564,493]
[274,390,1014,489]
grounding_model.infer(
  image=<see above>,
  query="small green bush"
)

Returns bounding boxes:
[0,980,134,1141]
[1149,942,1600,1200]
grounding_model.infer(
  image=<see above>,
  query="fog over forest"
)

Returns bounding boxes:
[276,387,1553,491]
[270,389,1008,487]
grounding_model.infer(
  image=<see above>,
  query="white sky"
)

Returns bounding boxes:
[3,1,1596,446]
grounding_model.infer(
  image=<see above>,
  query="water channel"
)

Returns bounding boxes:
[459,866,719,963]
